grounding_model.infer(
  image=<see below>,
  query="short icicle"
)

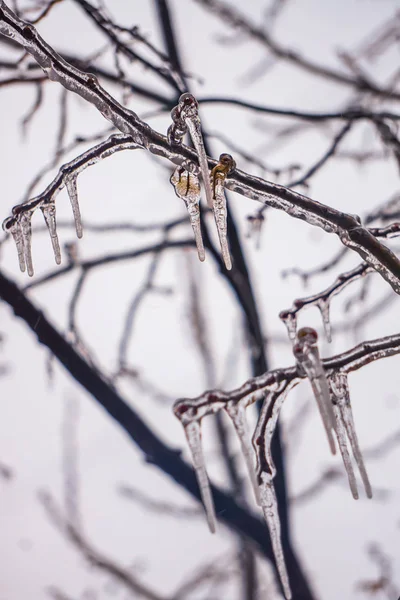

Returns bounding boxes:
[65,176,83,239]
[331,372,372,498]
[41,202,61,265]
[317,299,332,343]
[9,220,26,273]
[183,420,217,533]
[20,211,34,277]
[225,401,260,504]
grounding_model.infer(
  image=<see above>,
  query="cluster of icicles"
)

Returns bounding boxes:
[169,93,234,270]
[174,323,372,600]
[3,93,233,275]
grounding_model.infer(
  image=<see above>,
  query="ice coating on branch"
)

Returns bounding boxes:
[225,401,260,504]
[259,478,292,600]
[20,211,34,277]
[317,299,332,343]
[330,372,372,498]
[9,220,26,273]
[293,328,336,454]
[65,176,83,239]
[41,202,61,265]
[170,163,205,262]
[253,384,293,600]
[183,420,217,533]
[210,154,236,270]
[332,401,359,499]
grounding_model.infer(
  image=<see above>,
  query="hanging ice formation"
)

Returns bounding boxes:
[3,178,83,277]
[168,94,234,269]
[293,327,337,454]
[210,154,235,270]
[170,162,205,262]
[174,379,295,600]
[329,371,372,499]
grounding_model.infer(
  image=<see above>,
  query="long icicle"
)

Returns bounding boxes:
[294,328,336,454]
[225,401,260,504]
[331,398,359,499]
[210,154,235,271]
[331,372,372,498]
[183,420,217,533]
[178,94,214,211]
[65,176,83,239]
[253,382,294,600]
[41,202,61,265]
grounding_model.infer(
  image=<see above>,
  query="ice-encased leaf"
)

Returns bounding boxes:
[170,165,205,262]
[20,211,34,277]
[65,176,82,239]
[183,420,217,533]
[41,202,61,265]
[330,372,372,498]
[9,220,26,273]
[225,401,260,504]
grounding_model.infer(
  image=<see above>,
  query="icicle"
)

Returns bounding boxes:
[170,164,205,262]
[317,299,332,343]
[259,477,292,600]
[252,384,294,600]
[294,328,336,454]
[65,176,82,239]
[9,220,26,273]
[183,420,217,533]
[210,154,235,270]
[331,401,359,499]
[225,402,260,504]
[41,202,61,265]
[331,372,372,498]
[178,93,214,211]
[279,310,297,341]
[20,211,34,277]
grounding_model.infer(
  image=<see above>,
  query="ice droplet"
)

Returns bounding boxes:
[279,311,297,341]
[65,176,82,239]
[41,202,61,265]
[183,421,217,533]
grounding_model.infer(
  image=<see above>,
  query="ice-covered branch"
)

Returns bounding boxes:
[173,331,400,597]
[1,1,400,295]
[280,262,374,342]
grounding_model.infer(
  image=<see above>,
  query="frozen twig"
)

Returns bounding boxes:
[1,5,400,292]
